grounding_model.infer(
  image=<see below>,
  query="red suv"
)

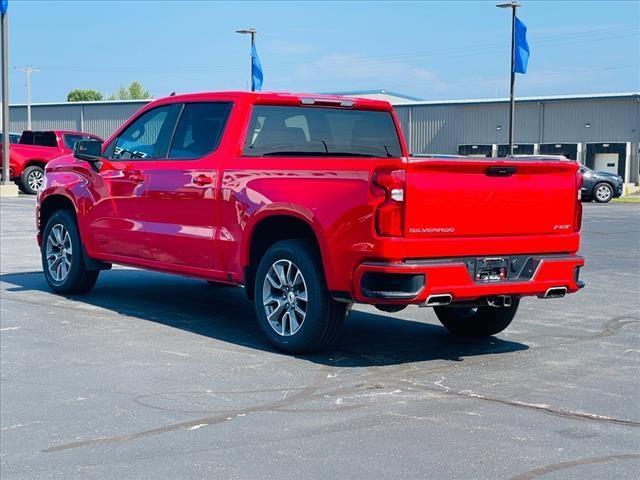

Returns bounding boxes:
[37,92,584,353]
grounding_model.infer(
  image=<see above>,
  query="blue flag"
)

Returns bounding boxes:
[252,44,263,91]
[514,16,530,74]
[0,0,8,14]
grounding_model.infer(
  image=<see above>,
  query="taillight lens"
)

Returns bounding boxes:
[373,169,405,237]
[575,169,583,232]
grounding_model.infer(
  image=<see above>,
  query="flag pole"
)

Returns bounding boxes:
[250,30,256,92]
[236,28,257,92]
[508,4,517,156]
[497,2,521,157]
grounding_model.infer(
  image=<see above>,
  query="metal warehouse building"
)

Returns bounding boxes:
[5,91,639,184]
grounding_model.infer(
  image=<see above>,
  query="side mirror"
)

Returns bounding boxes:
[74,139,103,172]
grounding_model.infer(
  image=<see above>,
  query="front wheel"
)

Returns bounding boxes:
[41,210,99,294]
[593,182,613,203]
[434,298,520,337]
[254,239,346,354]
[19,165,45,195]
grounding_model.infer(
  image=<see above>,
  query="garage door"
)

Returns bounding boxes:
[594,153,619,175]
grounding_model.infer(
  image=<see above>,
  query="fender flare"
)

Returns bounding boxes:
[241,203,335,286]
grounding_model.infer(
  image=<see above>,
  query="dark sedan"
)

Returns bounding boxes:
[579,165,623,203]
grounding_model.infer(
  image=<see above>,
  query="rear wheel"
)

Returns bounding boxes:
[593,182,613,203]
[41,210,99,294]
[19,165,45,195]
[434,298,520,337]
[254,239,345,354]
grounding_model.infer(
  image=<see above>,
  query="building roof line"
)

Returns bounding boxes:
[392,92,640,106]
[326,89,424,101]
[6,91,638,108]
[7,98,153,108]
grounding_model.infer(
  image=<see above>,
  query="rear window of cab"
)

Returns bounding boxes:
[243,105,402,158]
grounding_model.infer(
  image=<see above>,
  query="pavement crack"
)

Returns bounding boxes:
[402,379,640,428]
[43,367,332,453]
[509,453,640,480]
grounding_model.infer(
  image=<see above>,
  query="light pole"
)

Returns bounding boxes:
[236,28,256,91]
[17,65,39,130]
[497,1,520,157]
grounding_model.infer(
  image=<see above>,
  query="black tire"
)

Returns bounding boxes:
[593,182,613,203]
[41,209,99,294]
[19,165,45,195]
[254,239,346,354]
[434,298,520,337]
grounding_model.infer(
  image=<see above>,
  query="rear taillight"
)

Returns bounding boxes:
[575,169,583,232]
[373,168,405,237]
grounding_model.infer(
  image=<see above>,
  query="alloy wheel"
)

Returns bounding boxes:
[46,224,72,282]
[596,184,612,202]
[262,259,308,336]
[28,169,44,192]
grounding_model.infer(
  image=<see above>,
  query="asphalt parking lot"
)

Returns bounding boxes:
[1,196,638,479]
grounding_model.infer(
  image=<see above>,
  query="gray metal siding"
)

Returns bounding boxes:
[8,101,149,140]
[542,99,637,143]
[82,103,147,139]
[9,104,82,134]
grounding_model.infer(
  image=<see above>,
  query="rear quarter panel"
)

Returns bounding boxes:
[218,156,400,291]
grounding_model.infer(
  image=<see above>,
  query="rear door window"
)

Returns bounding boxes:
[63,134,84,150]
[168,102,232,159]
[243,106,402,157]
[63,134,102,150]
[19,131,58,147]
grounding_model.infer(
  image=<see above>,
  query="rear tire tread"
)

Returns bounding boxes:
[254,239,345,354]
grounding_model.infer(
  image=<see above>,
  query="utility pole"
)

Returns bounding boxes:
[497,1,520,156]
[17,65,39,130]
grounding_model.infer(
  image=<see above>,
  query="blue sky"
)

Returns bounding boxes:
[5,0,640,103]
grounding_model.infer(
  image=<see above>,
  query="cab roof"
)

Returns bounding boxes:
[149,91,394,111]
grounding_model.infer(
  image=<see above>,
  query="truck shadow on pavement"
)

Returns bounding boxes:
[1,269,528,367]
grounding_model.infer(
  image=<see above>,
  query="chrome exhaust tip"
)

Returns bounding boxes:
[543,287,567,299]
[424,294,453,307]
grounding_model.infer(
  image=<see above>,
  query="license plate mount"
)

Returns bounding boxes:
[475,257,508,282]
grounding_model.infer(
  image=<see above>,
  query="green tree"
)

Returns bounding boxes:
[108,81,151,100]
[67,89,104,102]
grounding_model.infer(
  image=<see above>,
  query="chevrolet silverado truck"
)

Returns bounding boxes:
[36,92,585,353]
[1,130,102,194]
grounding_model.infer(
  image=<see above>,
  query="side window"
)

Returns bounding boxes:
[109,104,180,160]
[63,134,83,150]
[168,102,232,159]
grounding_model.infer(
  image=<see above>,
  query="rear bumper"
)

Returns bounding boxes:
[352,255,585,305]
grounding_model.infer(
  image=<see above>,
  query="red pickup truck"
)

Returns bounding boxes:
[36,92,585,353]
[2,130,102,194]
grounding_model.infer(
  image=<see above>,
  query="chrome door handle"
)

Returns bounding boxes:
[126,170,144,183]
[193,174,213,186]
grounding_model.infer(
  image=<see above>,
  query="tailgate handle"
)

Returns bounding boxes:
[486,166,516,177]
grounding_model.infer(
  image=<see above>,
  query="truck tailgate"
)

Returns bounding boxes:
[405,158,579,239]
